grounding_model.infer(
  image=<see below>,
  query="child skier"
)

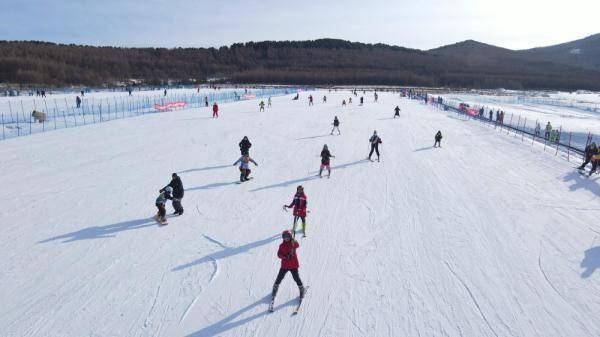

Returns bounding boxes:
[368,130,382,161]
[319,144,335,178]
[233,154,258,182]
[269,230,306,312]
[283,186,308,237]
[330,116,340,135]
[259,101,265,112]
[212,102,219,118]
[155,186,173,225]
[434,130,443,148]
[394,106,400,118]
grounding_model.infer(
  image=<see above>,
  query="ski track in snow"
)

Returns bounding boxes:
[1,90,600,337]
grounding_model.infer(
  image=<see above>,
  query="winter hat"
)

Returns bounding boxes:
[282,230,292,240]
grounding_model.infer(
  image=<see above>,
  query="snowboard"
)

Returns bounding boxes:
[236,177,254,184]
[154,214,168,226]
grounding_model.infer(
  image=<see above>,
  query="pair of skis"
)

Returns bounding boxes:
[268,286,308,315]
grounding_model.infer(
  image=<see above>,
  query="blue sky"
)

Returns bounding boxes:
[1,0,598,50]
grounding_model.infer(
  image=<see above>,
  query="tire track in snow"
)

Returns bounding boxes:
[444,261,499,337]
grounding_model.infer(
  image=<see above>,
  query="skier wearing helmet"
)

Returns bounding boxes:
[269,230,305,312]
[368,130,382,161]
[155,186,173,225]
[284,186,308,237]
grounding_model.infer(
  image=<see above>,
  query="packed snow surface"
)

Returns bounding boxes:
[1,91,599,337]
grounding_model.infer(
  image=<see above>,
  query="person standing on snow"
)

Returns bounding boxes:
[322,95,327,103]
[233,154,258,182]
[342,99,346,107]
[579,142,598,171]
[434,130,443,148]
[161,173,184,215]
[155,186,173,224]
[360,96,364,105]
[259,101,265,112]
[284,186,308,237]
[545,122,552,140]
[269,230,306,311]
[204,96,209,107]
[239,136,252,156]
[212,102,219,118]
[394,106,400,118]
[268,97,272,107]
[368,131,382,161]
[319,144,335,178]
[308,95,314,106]
[330,116,341,135]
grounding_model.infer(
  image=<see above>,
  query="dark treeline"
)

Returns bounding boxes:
[1,39,600,90]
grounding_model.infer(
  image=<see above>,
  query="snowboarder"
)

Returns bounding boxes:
[434,130,443,148]
[368,131,382,161]
[269,230,305,312]
[76,96,82,108]
[259,101,265,112]
[233,154,258,182]
[212,102,219,118]
[579,142,598,171]
[319,145,335,178]
[161,173,184,215]
[284,186,308,237]
[239,136,252,156]
[330,116,341,135]
[394,106,400,118]
[155,186,173,225]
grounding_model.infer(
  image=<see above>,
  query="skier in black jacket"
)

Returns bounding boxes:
[239,136,252,156]
[394,106,400,118]
[578,142,597,170]
[368,131,382,161]
[434,131,443,148]
[319,144,335,178]
[161,173,184,215]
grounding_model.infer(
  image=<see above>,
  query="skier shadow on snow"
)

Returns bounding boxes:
[186,295,296,337]
[187,181,239,191]
[172,234,279,271]
[414,146,434,152]
[178,164,231,174]
[562,171,600,197]
[581,246,600,278]
[38,217,157,243]
[296,134,330,140]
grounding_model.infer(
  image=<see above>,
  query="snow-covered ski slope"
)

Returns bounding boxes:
[1,91,599,337]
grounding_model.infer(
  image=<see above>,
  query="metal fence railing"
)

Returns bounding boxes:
[0,87,309,140]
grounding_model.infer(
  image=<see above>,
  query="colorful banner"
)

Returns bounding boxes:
[154,101,187,111]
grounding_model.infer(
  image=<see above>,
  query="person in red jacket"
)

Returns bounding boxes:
[212,102,219,118]
[270,230,305,310]
[283,185,308,237]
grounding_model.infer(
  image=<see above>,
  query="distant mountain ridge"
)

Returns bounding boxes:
[1,34,600,90]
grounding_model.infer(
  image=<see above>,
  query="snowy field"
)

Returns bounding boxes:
[1,90,599,337]
[441,92,600,138]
